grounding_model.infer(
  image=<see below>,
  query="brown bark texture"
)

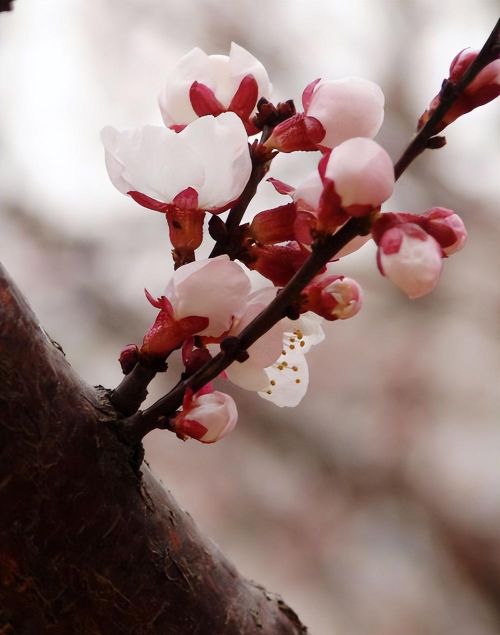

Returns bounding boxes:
[0,262,307,634]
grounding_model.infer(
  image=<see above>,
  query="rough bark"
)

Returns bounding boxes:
[0,263,307,634]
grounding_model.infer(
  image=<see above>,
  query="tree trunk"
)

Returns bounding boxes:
[0,263,307,634]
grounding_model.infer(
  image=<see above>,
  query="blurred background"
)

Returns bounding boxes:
[1,1,499,633]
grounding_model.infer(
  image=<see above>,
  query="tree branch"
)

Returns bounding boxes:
[0,262,307,634]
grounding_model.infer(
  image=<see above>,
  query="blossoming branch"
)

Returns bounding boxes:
[101,28,500,445]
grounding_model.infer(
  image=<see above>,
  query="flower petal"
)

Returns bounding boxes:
[101,124,204,202]
[171,255,252,337]
[181,113,251,209]
[159,47,210,127]
[259,346,309,407]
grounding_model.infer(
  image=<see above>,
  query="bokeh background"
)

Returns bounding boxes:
[1,1,499,633]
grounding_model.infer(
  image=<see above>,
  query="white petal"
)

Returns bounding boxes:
[228,42,272,105]
[292,171,323,212]
[279,314,325,354]
[182,113,251,209]
[159,47,211,127]
[226,360,269,391]
[259,347,309,407]
[172,256,251,336]
[101,124,204,202]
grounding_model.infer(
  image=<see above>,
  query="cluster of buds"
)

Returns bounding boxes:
[101,38,498,444]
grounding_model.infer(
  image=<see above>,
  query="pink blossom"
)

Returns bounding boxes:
[323,137,395,211]
[141,256,251,357]
[303,77,385,149]
[377,223,443,299]
[265,76,384,152]
[101,113,251,213]
[302,268,363,320]
[172,389,238,443]
[158,43,272,133]
[163,256,251,337]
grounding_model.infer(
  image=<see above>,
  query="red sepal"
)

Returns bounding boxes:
[189,81,225,117]
[267,177,295,196]
[128,191,170,213]
[228,74,259,121]
[172,187,199,210]
[302,78,321,111]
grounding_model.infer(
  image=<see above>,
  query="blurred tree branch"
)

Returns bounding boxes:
[0,262,307,634]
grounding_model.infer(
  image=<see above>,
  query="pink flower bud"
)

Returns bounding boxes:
[420,207,467,255]
[324,138,395,212]
[265,76,385,153]
[377,224,443,299]
[302,270,363,320]
[419,49,500,130]
[303,77,385,150]
[173,390,238,443]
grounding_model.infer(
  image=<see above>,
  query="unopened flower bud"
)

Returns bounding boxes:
[119,344,139,375]
[172,390,238,443]
[264,113,325,152]
[377,223,443,299]
[323,137,395,213]
[421,207,467,255]
[303,77,385,150]
[419,49,500,131]
[302,271,363,320]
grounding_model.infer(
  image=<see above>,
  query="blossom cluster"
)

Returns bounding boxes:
[102,42,498,444]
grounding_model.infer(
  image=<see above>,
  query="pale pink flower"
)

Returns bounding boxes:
[101,112,251,213]
[265,76,384,152]
[324,137,395,210]
[159,43,271,132]
[173,389,238,443]
[303,77,385,149]
[164,256,251,337]
[141,256,252,357]
[377,223,443,299]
